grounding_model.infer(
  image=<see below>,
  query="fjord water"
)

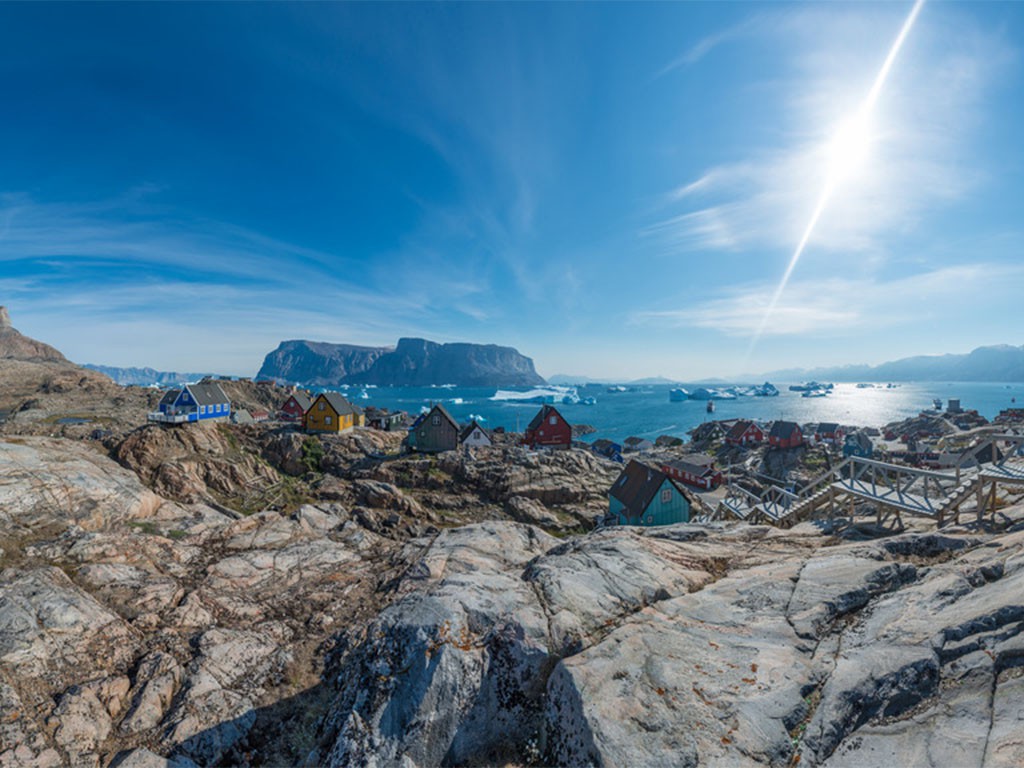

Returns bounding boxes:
[348,382,1024,443]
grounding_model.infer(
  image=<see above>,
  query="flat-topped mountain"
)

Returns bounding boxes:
[257,337,545,387]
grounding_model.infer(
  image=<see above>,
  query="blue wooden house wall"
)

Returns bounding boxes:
[158,387,230,422]
[610,478,690,526]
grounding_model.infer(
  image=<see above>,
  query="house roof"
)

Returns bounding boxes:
[592,438,620,451]
[770,421,801,439]
[459,420,491,442]
[316,392,357,415]
[610,460,688,514]
[663,455,716,477]
[527,404,568,431]
[624,436,653,447]
[817,422,840,434]
[726,420,758,441]
[426,404,459,430]
[185,382,230,407]
[846,431,873,450]
[287,392,313,411]
[159,389,179,407]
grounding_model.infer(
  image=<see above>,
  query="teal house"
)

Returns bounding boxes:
[609,460,692,526]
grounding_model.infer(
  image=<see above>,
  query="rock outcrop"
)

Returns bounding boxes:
[314,516,1024,767]
[0,307,66,362]
[257,336,545,387]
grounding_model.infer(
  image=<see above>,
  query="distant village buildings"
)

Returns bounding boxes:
[304,392,359,434]
[406,404,460,453]
[523,405,572,450]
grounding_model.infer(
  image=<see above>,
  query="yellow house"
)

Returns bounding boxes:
[304,392,358,433]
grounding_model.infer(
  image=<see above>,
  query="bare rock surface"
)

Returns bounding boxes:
[316,511,1024,768]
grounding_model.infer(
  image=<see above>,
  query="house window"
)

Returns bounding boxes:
[661,488,672,504]
[646,515,653,524]
[325,415,332,425]
[319,402,325,411]
[550,416,557,425]
[432,415,440,426]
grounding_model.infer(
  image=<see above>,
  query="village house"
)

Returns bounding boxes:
[365,406,407,431]
[623,436,655,453]
[304,392,358,434]
[660,454,724,490]
[280,391,312,422]
[843,431,874,459]
[591,438,623,463]
[150,382,231,424]
[815,422,844,445]
[724,419,764,447]
[460,420,493,448]
[768,421,803,449]
[406,404,460,453]
[608,460,692,526]
[523,405,572,450]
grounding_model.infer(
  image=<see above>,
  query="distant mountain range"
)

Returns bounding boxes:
[762,344,1024,383]
[83,365,221,386]
[257,337,546,387]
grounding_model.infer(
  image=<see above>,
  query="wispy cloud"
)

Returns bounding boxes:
[656,17,764,78]
[646,7,1009,261]
[631,263,1024,337]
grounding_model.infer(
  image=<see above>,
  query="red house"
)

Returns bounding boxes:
[725,420,764,446]
[815,422,843,444]
[769,421,803,449]
[523,405,572,450]
[280,391,313,422]
[660,455,724,490]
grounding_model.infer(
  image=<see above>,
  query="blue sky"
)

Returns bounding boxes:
[1,1,1022,380]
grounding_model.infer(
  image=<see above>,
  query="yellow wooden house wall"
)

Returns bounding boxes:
[304,397,354,433]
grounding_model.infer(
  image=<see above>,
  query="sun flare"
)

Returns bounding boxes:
[827,110,874,183]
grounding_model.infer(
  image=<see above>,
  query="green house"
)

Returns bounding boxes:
[609,460,691,526]
[406,404,460,453]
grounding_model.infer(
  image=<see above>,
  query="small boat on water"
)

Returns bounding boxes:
[706,400,715,413]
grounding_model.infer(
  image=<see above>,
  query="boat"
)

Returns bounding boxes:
[669,388,689,402]
[706,400,715,413]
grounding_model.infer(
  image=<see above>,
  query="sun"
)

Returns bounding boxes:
[827,109,874,184]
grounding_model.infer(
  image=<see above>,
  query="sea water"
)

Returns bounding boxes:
[334,382,1023,444]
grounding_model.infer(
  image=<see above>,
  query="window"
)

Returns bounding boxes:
[200,405,206,414]
[646,515,653,524]
[661,488,672,504]
[325,416,332,425]
[550,416,557,425]
[432,415,440,426]
[319,402,325,411]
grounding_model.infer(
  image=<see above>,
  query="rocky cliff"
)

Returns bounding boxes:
[256,340,392,387]
[257,337,546,387]
[0,306,67,362]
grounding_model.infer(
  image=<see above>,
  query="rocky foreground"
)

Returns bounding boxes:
[2,430,1024,767]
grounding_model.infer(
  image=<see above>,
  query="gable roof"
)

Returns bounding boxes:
[663,455,716,477]
[159,389,179,407]
[316,392,357,415]
[425,404,459,430]
[287,391,313,411]
[846,431,873,451]
[185,382,229,407]
[817,422,840,434]
[610,460,688,513]
[770,421,801,439]
[459,420,491,442]
[726,419,758,441]
[527,404,568,431]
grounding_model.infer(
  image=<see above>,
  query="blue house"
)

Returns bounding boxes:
[150,382,231,424]
[843,431,874,458]
[608,460,692,527]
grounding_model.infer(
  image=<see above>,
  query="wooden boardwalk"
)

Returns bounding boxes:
[718,433,1024,528]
